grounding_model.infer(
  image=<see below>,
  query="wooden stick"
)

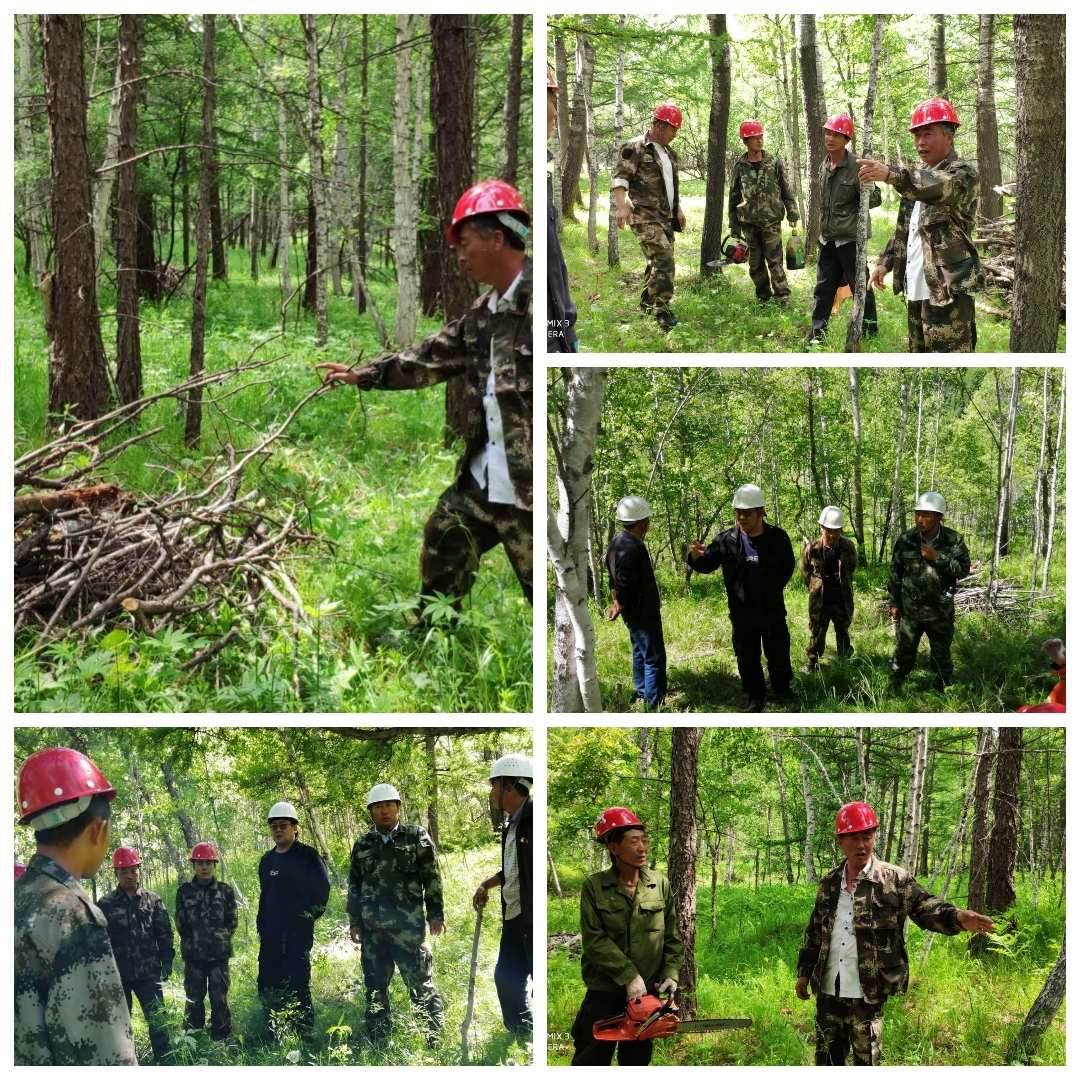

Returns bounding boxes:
[460,905,484,1063]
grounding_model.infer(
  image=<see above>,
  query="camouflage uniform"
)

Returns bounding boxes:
[99,882,176,1060]
[800,536,858,664]
[176,876,238,1039]
[358,259,532,608]
[729,152,798,300]
[611,133,681,317]
[347,822,445,1041]
[14,853,138,1065]
[875,149,982,352]
[797,855,964,1065]
[887,524,971,686]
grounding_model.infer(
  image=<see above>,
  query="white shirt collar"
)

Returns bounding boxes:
[487,271,523,314]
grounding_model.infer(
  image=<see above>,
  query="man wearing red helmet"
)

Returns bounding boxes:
[795,801,994,1065]
[99,846,176,1061]
[729,120,799,305]
[809,115,882,343]
[317,179,532,619]
[858,99,982,352]
[571,808,683,1065]
[547,68,578,352]
[14,747,138,1065]
[611,103,686,330]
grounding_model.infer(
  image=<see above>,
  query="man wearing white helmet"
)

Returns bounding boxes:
[257,801,330,1035]
[347,783,444,1044]
[688,483,795,711]
[800,506,858,671]
[888,492,970,692]
[474,754,533,1037]
[604,495,666,709]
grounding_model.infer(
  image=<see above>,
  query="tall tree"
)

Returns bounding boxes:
[42,14,111,425]
[900,727,928,872]
[581,34,600,253]
[352,15,369,314]
[1041,373,1065,590]
[848,367,866,562]
[560,34,593,217]
[799,730,816,881]
[967,728,996,917]
[700,15,732,275]
[986,727,1023,913]
[276,96,292,312]
[91,22,125,271]
[606,17,626,268]
[1007,932,1066,1062]
[990,368,1021,577]
[301,15,329,346]
[797,16,826,261]
[16,15,48,282]
[975,15,1003,222]
[668,727,702,1016]
[928,15,947,95]
[1010,16,1065,351]
[501,15,524,184]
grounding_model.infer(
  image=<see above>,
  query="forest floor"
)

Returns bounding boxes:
[13,248,531,712]
[551,552,1064,712]
[546,871,1065,1065]
[107,847,528,1066]
[559,176,1066,354]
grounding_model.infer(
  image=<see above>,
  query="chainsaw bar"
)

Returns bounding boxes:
[675,1018,753,1033]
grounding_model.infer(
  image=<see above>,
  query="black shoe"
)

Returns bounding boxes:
[656,309,678,331]
[739,695,765,713]
[890,674,904,693]
[864,323,879,337]
[932,676,952,692]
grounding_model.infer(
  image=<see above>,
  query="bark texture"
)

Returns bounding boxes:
[668,727,702,1016]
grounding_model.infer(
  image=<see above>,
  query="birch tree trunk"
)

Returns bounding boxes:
[700,15,732,274]
[92,22,124,271]
[329,34,352,297]
[391,15,422,346]
[1042,372,1064,590]
[848,368,866,562]
[990,367,1021,582]
[878,374,910,561]
[1007,932,1065,1062]
[607,17,626,267]
[16,15,48,283]
[928,15,947,95]
[549,369,607,712]
[302,14,329,346]
[1029,369,1049,593]
[901,727,928,872]
[277,97,292,310]
[581,35,599,253]
[770,731,795,884]
[560,34,593,217]
[668,727,702,1017]
[799,730,816,881]
[976,15,1004,221]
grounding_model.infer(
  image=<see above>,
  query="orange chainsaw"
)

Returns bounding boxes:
[593,994,752,1041]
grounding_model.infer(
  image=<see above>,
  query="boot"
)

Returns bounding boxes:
[656,308,678,331]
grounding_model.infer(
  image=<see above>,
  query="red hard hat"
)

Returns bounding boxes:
[112,846,141,869]
[652,103,683,130]
[446,179,530,245]
[595,806,645,842]
[824,114,855,140]
[909,98,960,132]
[190,842,219,862]
[739,119,764,139]
[547,68,558,93]
[835,802,879,835]
[1017,703,1066,713]
[15,863,28,880]
[17,747,117,826]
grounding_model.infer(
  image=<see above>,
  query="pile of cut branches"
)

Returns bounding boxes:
[15,361,329,648]
[974,205,1066,319]
[876,568,1055,627]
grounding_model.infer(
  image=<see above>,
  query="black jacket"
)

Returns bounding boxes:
[605,529,661,624]
[256,840,330,950]
[547,162,578,352]
[687,522,795,622]
[499,797,532,937]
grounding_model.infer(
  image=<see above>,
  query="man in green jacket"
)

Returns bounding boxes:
[571,807,683,1066]
[795,801,993,1065]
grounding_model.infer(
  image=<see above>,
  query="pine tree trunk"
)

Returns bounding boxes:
[975,15,1003,221]
[1007,932,1065,1062]
[16,15,48,283]
[392,14,423,346]
[501,15,524,184]
[668,727,702,1017]
[209,154,226,279]
[797,16,827,262]
[967,728,996,915]
[425,734,440,847]
[990,368,1021,580]
[986,727,1023,913]
[277,96,292,311]
[353,15,369,314]
[878,374,910,561]
[770,731,795,884]
[581,34,599,253]
[848,368,866,563]
[700,15,732,274]
[1041,373,1064,590]
[135,182,158,301]
[928,15,947,95]
[329,36,351,298]
[302,15,329,346]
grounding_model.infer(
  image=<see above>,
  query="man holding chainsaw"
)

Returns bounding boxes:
[795,801,994,1065]
[571,808,683,1065]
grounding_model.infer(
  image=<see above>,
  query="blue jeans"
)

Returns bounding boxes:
[626,616,667,708]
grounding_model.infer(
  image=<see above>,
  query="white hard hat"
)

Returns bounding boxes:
[732,484,766,510]
[818,506,844,529]
[914,491,947,515]
[366,783,402,807]
[267,801,299,822]
[616,495,651,523]
[490,753,533,790]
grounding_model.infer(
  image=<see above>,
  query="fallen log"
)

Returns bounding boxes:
[15,483,120,520]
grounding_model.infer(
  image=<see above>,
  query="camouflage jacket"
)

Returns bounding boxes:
[611,133,680,229]
[797,856,961,1003]
[14,854,137,1065]
[347,822,444,939]
[818,149,881,245]
[729,152,797,229]
[800,535,858,620]
[175,878,238,963]
[887,524,971,622]
[579,865,684,993]
[875,150,983,306]
[98,884,175,984]
[360,258,532,509]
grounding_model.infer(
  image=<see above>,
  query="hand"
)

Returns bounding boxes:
[428,918,446,936]
[472,885,489,911]
[349,924,363,945]
[616,201,633,229]
[869,264,888,290]
[316,362,377,389]
[920,544,939,561]
[657,978,678,997]
[625,975,647,1000]
[889,607,900,622]
[795,976,810,1000]
[689,540,706,560]
[606,601,621,622]
[856,159,890,184]
[677,207,686,231]
[957,909,996,934]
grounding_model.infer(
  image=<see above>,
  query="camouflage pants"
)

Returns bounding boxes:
[906,294,976,352]
[744,223,790,300]
[630,220,676,314]
[361,930,444,1041]
[807,599,853,662]
[123,978,171,1061]
[422,472,532,607]
[815,994,883,1065]
[891,612,955,684]
[184,960,231,1039]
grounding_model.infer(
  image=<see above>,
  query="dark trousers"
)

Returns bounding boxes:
[626,616,667,708]
[123,977,171,1060]
[571,988,653,1066]
[183,959,231,1038]
[732,616,792,702]
[811,241,878,338]
[494,915,532,1035]
[258,935,314,1033]
[815,993,884,1066]
[807,600,854,661]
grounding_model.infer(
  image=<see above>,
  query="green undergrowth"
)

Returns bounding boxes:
[14,246,530,712]
[560,175,1065,353]
[547,877,1064,1065]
